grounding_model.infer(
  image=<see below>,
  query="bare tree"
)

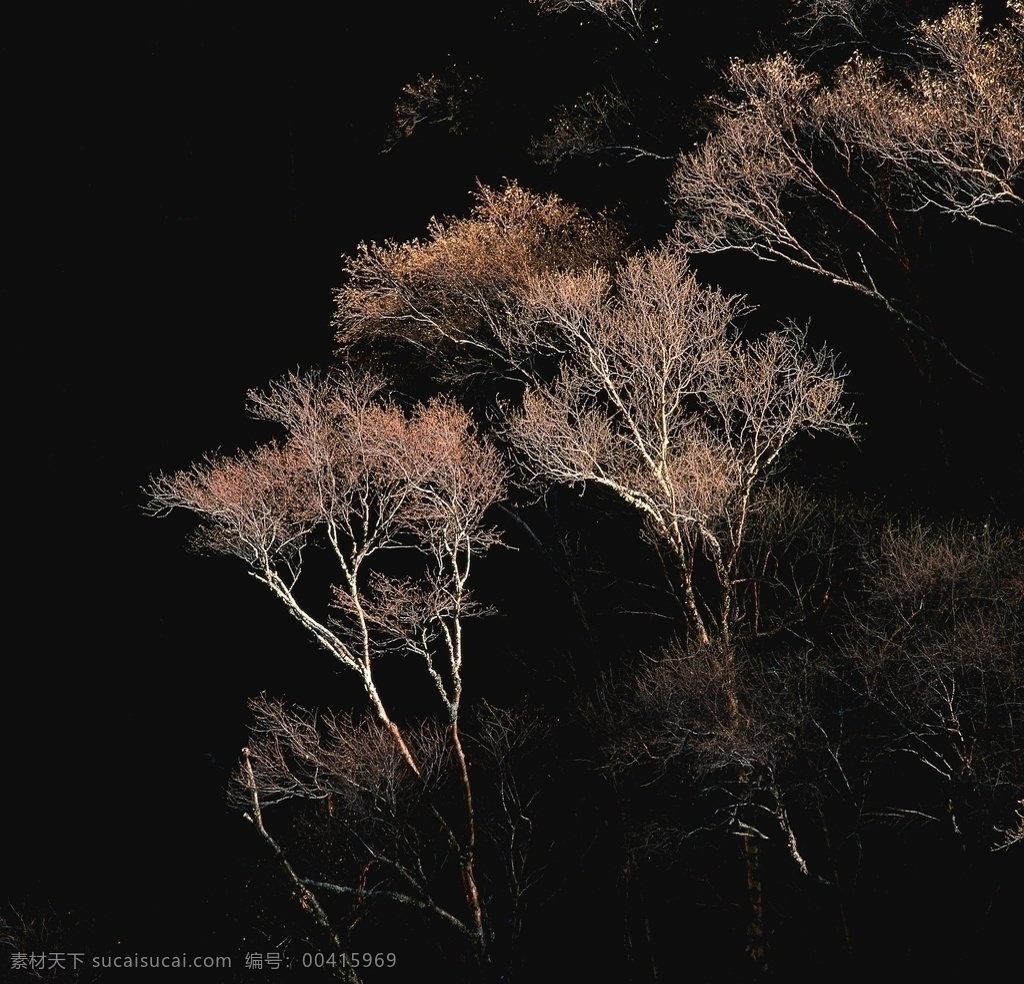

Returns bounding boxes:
[506,246,856,649]
[671,3,1023,383]
[334,182,621,385]
[790,0,885,41]
[499,245,853,970]
[849,519,1024,851]
[234,697,479,957]
[147,372,505,966]
[331,177,860,974]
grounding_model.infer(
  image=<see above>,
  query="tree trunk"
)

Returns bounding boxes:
[743,826,767,974]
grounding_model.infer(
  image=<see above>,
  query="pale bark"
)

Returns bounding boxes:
[147,374,504,967]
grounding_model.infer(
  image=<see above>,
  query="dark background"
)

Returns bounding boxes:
[9,1,1021,975]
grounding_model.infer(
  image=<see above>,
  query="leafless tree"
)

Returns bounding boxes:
[333,185,856,974]
[147,372,505,966]
[671,3,1023,384]
[233,698,478,953]
[506,246,856,650]
[499,246,853,969]
[334,182,621,385]
[601,636,819,863]
[790,0,885,40]
[230,693,568,978]
[591,488,1022,971]
[335,189,856,653]
[849,519,1024,851]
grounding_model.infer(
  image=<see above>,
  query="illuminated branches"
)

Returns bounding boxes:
[529,86,674,168]
[334,182,620,383]
[151,378,499,664]
[147,372,505,739]
[671,3,1023,380]
[506,246,856,644]
[530,0,647,39]
[147,373,504,960]
[384,69,480,151]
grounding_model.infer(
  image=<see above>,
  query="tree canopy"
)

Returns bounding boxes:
[129,3,1024,981]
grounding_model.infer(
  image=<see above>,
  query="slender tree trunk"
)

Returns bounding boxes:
[743,828,767,973]
[450,722,488,965]
[683,574,711,645]
[382,716,421,777]
[241,749,360,983]
[818,804,855,959]
[719,645,766,973]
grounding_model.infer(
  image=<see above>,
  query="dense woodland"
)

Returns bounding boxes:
[8,2,1023,981]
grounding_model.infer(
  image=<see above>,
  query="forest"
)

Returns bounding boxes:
[7,2,1022,981]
